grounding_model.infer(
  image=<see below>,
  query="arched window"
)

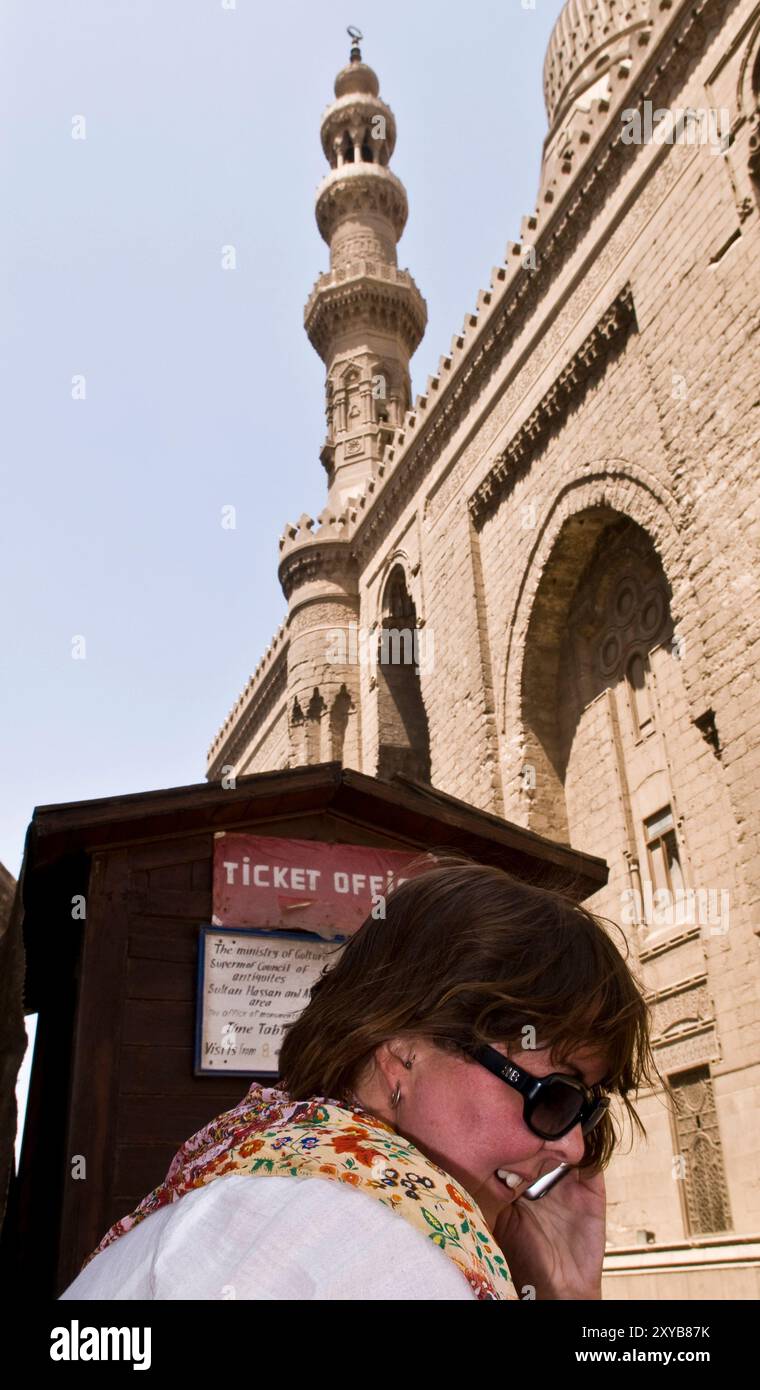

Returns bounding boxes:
[371,364,406,428]
[371,363,391,424]
[305,688,326,762]
[329,685,352,761]
[376,566,430,783]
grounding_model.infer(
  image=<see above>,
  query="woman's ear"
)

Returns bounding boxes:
[374,1038,401,1084]
[377,1036,419,1083]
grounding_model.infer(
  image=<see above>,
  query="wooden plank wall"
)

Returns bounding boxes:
[58,833,243,1291]
[57,812,390,1292]
[116,834,244,1208]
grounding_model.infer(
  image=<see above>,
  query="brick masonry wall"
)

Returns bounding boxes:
[349,1,760,1251]
[237,704,290,776]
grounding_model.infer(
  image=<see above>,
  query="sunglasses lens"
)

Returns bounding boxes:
[531,1080,585,1136]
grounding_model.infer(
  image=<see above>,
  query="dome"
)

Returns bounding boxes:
[543,0,653,129]
[334,58,380,100]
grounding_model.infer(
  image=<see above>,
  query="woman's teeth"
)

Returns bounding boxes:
[496,1169,523,1189]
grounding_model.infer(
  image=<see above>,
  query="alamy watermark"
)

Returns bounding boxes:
[325,622,434,675]
[51,1322,151,1370]
[621,102,730,155]
[621,882,730,936]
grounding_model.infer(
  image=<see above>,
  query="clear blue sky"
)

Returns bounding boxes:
[0,0,565,876]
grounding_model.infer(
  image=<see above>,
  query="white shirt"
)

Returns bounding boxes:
[59,1174,478,1301]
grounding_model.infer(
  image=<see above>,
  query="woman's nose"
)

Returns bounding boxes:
[545,1121,586,1167]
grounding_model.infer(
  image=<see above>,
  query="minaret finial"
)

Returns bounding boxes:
[347,25,363,62]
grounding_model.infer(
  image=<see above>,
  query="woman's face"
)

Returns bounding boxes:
[355,1037,610,1230]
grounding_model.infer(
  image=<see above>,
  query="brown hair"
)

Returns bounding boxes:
[277,852,660,1170]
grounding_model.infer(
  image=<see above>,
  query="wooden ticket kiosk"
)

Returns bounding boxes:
[2,762,606,1296]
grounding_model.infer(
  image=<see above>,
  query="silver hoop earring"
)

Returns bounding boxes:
[390,1081,402,1107]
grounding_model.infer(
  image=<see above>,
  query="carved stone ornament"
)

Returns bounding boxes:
[469,284,638,525]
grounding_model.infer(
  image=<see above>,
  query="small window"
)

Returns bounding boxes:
[644,807,685,898]
[627,652,653,737]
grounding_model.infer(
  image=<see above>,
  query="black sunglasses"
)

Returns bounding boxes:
[470,1044,610,1140]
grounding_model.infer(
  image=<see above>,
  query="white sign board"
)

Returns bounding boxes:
[195,927,344,1077]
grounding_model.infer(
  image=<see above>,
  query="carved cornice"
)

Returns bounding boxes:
[279,507,351,559]
[315,165,408,244]
[469,284,638,524]
[304,264,427,361]
[278,509,360,599]
[278,538,358,601]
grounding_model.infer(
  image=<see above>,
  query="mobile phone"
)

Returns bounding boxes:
[521,1162,573,1201]
[520,1116,596,1201]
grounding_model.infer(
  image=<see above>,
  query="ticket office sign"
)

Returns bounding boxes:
[195,926,345,1078]
[212,833,433,936]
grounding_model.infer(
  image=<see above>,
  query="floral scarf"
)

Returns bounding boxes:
[82,1084,514,1300]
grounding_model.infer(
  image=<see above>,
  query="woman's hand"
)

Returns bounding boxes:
[492,1163,607,1300]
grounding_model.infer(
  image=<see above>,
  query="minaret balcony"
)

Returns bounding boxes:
[304,262,427,361]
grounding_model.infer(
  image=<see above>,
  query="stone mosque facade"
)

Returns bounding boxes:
[208,0,760,1298]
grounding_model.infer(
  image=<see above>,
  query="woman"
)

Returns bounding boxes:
[60,857,656,1301]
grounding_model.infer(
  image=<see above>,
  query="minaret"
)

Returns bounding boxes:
[304,29,427,509]
[275,33,426,772]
